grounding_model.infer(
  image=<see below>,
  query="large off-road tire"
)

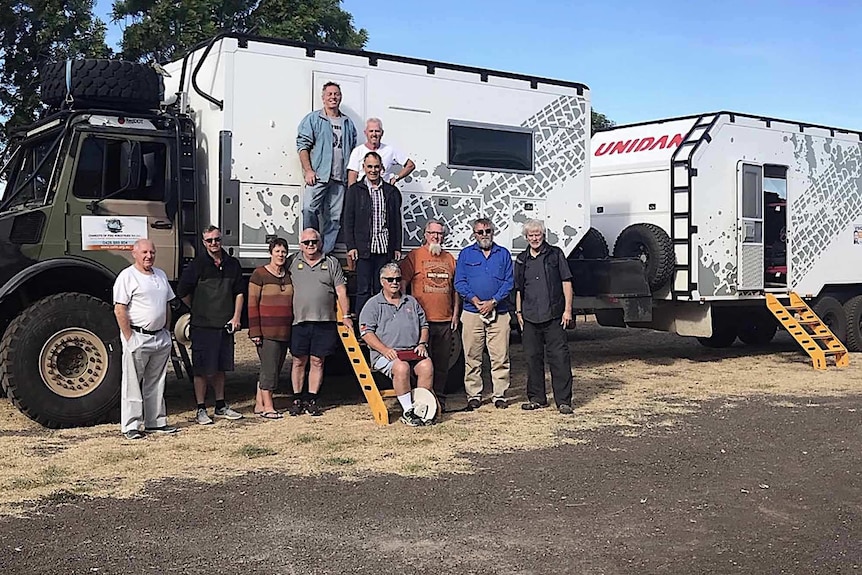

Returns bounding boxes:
[813,296,847,344]
[843,295,862,352]
[697,315,737,348]
[40,59,160,110]
[1,293,122,428]
[737,312,778,346]
[568,227,609,260]
[613,223,674,292]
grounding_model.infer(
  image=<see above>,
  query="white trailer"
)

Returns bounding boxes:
[589,112,862,349]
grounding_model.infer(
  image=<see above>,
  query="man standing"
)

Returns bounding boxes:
[113,239,178,440]
[360,262,434,427]
[514,220,575,415]
[176,225,245,425]
[454,218,514,410]
[344,151,402,314]
[346,118,415,187]
[287,228,353,417]
[400,219,460,410]
[297,81,358,255]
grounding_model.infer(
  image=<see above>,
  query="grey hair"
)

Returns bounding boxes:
[424,219,447,234]
[379,262,401,279]
[300,227,322,241]
[522,219,546,237]
[472,217,494,233]
[366,117,384,130]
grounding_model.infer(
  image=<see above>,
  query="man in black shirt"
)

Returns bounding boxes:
[176,225,245,424]
[514,220,575,415]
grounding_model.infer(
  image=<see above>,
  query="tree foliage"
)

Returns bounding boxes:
[113,0,369,63]
[591,110,615,134]
[0,0,109,139]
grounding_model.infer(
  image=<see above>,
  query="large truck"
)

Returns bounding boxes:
[589,112,862,349]
[0,33,592,427]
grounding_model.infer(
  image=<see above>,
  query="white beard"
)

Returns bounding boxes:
[428,242,442,256]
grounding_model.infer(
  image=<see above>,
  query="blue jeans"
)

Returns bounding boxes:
[302,180,345,254]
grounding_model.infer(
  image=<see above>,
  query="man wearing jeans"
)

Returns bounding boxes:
[454,218,514,410]
[296,82,358,255]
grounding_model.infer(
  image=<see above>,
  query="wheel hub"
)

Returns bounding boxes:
[39,328,108,398]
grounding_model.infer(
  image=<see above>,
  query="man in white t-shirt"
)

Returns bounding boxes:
[346,117,416,186]
[113,239,178,440]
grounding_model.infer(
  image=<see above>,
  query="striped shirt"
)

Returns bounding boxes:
[369,180,388,254]
[247,266,294,341]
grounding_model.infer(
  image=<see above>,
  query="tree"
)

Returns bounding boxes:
[591,110,615,134]
[0,0,109,140]
[113,0,368,63]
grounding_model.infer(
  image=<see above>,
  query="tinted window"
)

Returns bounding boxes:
[448,122,533,173]
[2,137,61,210]
[73,137,167,202]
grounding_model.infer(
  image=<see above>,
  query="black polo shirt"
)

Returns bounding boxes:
[176,250,244,328]
[515,242,572,323]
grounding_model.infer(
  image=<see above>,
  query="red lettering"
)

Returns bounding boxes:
[668,133,684,148]
[594,142,611,156]
[649,135,668,151]
[610,139,631,154]
[635,137,655,152]
[625,138,640,153]
[596,133,687,157]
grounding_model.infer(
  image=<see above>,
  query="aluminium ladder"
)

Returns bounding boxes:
[765,292,849,370]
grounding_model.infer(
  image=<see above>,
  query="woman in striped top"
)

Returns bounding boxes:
[248,237,294,419]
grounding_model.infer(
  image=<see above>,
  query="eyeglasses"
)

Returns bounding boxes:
[426,231,445,237]
[474,229,493,236]
[364,165,382,170]
[300,239,319,246]
[382,276,402,283]
[204,237,222,244]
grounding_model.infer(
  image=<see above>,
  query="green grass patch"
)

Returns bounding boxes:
[401,462,427,473]
[235,445,278,459]
[294,433,321,444]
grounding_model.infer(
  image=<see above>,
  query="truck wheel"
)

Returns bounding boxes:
[697,316,737,348]
[568,227,609,260]
[613,223,674,291]
[40,59,160,110]
[737,313,778,346]
[813,296,847,343]
[1,294,121,428]
[843,295,862,352]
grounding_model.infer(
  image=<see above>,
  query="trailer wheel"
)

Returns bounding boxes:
[697,316,737,348]
[813,296,847,344]
[568,227,609,260]
[0,293,121,428]
[41,59,160,110]
[737,313,778,346]
[843,295,862,352]
[613,223,674,291]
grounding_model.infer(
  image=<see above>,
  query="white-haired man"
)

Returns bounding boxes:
[346,117,415,186]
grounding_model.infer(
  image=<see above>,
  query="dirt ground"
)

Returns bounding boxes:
[0,318,861,574]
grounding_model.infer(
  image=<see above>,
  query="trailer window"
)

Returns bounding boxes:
[741,164,762,219]
[448,121,533,173]
[73,137,167,202]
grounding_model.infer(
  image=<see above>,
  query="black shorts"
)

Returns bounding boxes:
[291,322,339,358]
[190,326,235,376]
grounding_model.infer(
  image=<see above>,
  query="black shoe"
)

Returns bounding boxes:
[466,398,481,411]
[123,429,145,440]
[558,404,574,415]
[494,399,508,409]
[305,399,323,417]
[521,401,549,411]
[287,399,304,417]
[144,425,179,434]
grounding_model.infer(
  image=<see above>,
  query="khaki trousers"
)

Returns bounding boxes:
[460,310,510,400]
[121,329,172,433]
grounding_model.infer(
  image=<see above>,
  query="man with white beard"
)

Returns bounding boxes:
[400,219,460,411]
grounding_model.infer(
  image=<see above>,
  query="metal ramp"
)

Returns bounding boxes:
[766,293,850,370]
[669,113,719,299]
[336,302,394,426]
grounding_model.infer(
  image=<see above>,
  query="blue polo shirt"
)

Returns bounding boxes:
[454,243,514,313]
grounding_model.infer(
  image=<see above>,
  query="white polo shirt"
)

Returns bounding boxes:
[347,142,410,182]
[113,266,175,331]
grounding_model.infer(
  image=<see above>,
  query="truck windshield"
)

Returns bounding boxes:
[0,134,62,212]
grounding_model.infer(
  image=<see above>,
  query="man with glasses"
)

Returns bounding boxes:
[344,151,402,314]
[454,218,514,410]
[286,228,352,416]
[400,219,460,410]
[177,225,245,424]
[359,262,433,426]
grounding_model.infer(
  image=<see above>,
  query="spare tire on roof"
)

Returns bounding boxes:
[612,223,675,292]
[41,59,161,111]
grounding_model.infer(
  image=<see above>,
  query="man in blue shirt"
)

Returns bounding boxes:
[454,218,514,410]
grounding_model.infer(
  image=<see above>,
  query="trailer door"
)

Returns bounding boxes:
[737,163,764,290]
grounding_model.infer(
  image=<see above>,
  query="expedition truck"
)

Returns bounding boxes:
[588,112,862,350]
[0,33,593,427]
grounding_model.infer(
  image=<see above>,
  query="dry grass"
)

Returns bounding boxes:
[1,317,861,513]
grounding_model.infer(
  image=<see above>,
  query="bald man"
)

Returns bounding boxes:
[113,239,178,440]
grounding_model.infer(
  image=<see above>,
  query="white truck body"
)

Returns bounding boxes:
[161,36,591,261]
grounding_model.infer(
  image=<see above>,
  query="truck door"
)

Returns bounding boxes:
[737,163,764,291]
[65,133,179,279]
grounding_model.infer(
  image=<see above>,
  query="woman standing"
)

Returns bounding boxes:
[248,237,294,419]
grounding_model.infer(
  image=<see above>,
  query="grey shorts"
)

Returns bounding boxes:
[256,339,289,391]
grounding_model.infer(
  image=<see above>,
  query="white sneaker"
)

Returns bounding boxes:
[195,408,214,425]
[214,405,243,420]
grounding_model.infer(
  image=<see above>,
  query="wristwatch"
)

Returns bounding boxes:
[417,342,428,347]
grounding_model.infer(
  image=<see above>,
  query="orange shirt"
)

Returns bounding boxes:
[400,248,457,322]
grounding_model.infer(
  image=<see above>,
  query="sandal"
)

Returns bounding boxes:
[257,411,283,419]
[520,401,549,411]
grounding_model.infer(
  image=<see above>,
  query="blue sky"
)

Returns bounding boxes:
[96,0,862,130]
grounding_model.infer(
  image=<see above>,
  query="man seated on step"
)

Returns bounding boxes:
[359,262,434,427]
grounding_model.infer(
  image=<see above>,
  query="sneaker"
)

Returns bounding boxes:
[305,399,323,417]
[287,398,304,417]
[558,404,574,415]
[400,408,425,427]
[214,405,243,420]
[466,398,481,411]
[195,408,214,425]
[144,425,179,434]
[123,429,145,440]
[521,401,549,411]
[494,398,508,409]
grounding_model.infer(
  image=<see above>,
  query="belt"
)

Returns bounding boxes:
[131,325,164,335]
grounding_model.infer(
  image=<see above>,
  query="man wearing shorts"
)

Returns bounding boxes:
[177,225,245,425]
[359,262,433,427]
[287,228,353,416]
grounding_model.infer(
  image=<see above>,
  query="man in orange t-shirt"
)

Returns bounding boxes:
[400,219,461,410]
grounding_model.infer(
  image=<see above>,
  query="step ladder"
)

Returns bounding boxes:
[336,302,395,426]
[765,292,850,370]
